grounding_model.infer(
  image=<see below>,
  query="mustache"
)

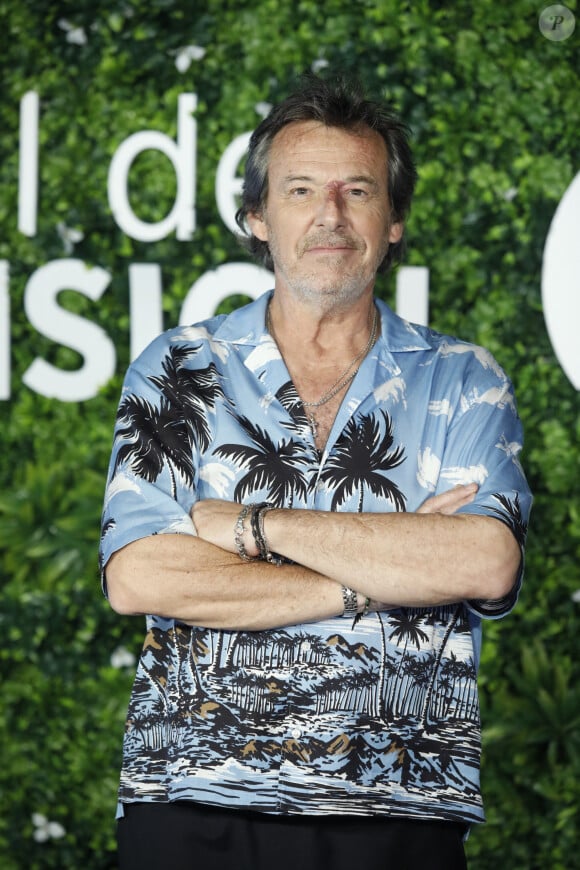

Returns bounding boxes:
[299,233,363,254]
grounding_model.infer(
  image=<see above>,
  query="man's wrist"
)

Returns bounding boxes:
[234,504,260,560]
[252,504,285,565]
[234,504,286,563]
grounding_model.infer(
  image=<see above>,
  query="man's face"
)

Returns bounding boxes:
[248,120,403,308]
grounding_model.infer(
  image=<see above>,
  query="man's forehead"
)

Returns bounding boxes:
[268,120,388,171]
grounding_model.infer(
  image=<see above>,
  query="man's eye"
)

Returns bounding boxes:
[349,188,368,197]
[291,187,309,196]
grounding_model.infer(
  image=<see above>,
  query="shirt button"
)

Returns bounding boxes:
[291,727,302,740]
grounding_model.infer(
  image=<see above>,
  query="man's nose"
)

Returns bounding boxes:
[315,188,346,230]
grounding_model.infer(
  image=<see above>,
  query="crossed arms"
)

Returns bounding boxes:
[105,484,521,630]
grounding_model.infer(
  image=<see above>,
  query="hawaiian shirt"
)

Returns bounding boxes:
[99,292,532,825]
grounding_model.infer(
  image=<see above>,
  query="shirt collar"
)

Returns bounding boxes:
[211,291,433,354]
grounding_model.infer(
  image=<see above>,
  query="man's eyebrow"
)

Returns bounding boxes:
[279,174,381,188]
[342,175,381,189]
[280,174,315,185]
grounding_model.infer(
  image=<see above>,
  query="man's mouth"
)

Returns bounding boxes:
[302,236,361,254]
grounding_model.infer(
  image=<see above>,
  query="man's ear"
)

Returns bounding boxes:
[247,211,269,242]
[388,221,404,244]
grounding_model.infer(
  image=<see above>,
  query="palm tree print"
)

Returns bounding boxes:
[113,394,195,500]
[387,611,430,714]
[113,345,224,499]
[276,381,305,419]
[488,492,528,548]
[318,410,407,511]
[98,517,116,572]
[147,345,224,453]
[250,380,314,447]
[420,604,463,730]
[473,493,528,614]
[214,415,309,505]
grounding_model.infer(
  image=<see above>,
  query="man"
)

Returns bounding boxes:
[100,76,531,869]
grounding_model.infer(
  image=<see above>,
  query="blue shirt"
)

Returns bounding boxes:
[100,292,531,824]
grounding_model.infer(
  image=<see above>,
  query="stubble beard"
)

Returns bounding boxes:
[268,231,389,310]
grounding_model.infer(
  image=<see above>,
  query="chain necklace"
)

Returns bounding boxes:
[266,304,379,439]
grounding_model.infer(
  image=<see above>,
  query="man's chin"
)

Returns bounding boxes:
[288,277,370,305]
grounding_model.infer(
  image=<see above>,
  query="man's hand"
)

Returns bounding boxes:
[191,499,259,556]
[417,483,478,515]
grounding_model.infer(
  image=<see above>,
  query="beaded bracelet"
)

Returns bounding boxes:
[234,504,260,562]
[251,503,285,566]
[256,504,285,565]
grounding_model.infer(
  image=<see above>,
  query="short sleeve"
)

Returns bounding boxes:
[436,354,532,619]
[98,334,202,595]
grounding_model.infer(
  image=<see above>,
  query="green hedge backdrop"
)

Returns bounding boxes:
[1,1,579,867]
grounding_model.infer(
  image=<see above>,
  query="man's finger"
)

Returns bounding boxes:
[417,483,478,515]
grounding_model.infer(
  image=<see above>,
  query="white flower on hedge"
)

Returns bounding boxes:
[32,813,66,842]
[311,58,329,72]
[111,646,136,669]
[503,187,518,202]
[175,45,206,73]
[255,102,272,118]
[57,222,84,254]
[57,19,87,45]
[572,589,580,604]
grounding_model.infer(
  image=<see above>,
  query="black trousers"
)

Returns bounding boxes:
[117,801,468,870]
